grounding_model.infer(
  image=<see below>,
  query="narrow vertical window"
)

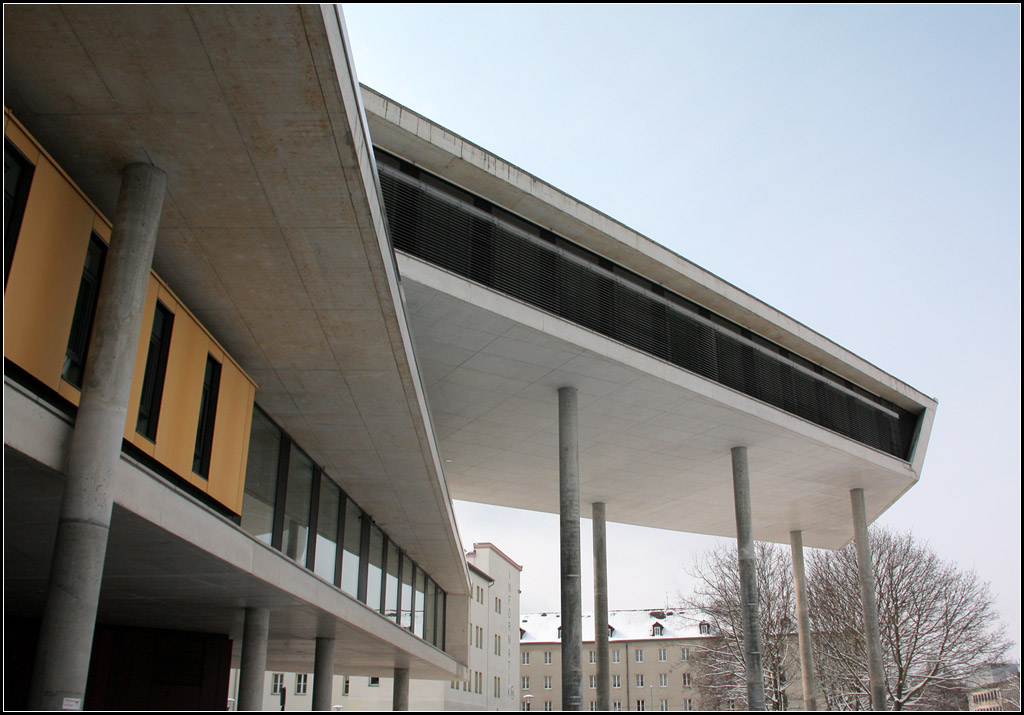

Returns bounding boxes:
[5,138,35,286]
[62,233,107,387]
[192,354,221,477]
[136,301,174,440]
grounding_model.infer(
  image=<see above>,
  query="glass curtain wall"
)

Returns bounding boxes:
[238,406,447,648]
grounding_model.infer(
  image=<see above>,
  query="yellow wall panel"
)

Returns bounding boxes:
[3,156,96,390]
[207,364,255,514]
[7,113,257,517]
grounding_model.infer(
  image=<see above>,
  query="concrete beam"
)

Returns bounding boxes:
[559,387,583,711]
[851,488,887,710]
[238,607,271,711]
[592,502,610,711]
[312,637,335,711]
[790,530,817,711]
[393,668,410,711]
[732,446,767,711]
[28,163,166,711]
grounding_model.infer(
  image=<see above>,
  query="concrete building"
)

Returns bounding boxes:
[4,4,934,711]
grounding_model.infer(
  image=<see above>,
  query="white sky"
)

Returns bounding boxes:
[341,4,1021,658]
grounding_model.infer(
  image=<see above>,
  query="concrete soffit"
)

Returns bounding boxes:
[2,4,467,595]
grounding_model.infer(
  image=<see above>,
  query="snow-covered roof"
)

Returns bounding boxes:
[520,609,711,643]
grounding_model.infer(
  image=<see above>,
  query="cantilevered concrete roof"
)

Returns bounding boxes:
[362,88,937,550]
[4,5,466,594]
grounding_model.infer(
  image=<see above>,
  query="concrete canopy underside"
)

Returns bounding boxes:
[3,5,465,593]
[402,256,917,550]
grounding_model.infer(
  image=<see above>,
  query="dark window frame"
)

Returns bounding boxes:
[192,354,222,478]
[5,138,35,287]
[136,301,174,442]
[61,232,108,388]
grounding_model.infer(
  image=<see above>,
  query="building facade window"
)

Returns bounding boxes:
[544,651,552,665]
[495,596,502,613]
[682,673,691,687]
[683,698,693,711]
[659,674,667,687]
[659,700,670,711]
[192,354,221,477]
[239,405,447,648]
[4,138,35,286]
[612,675,621,689]
[636,674,645,688]
[680,647,690,661]
[136,301,174,441]
[589,675,596,689]
[652,623,663,636]
[523,651,530,665]
[612,649,620,664]
[61,232,107,388]
[657,648,667,662]
[636,699,646,711]
[589,650,596,664]
[522,677,530,690]
[635,648,644,663]
[495,634,502,655]
[613,702,622,711]
[369,677,380,687]
[295,673,307,695]
[544,676,552,690]
[271,673,284,695]
[544,702,552,711]
[494,676,501,698]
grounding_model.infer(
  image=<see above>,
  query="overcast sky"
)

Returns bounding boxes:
[341,4,1021,657]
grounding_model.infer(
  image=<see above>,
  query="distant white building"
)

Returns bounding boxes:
[519,609,716,712]
[229,543,522,711]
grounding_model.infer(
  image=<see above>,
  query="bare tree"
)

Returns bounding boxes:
[683,541,797,711]
[808,527,1011,711]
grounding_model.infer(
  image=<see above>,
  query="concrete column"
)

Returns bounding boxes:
[393,667,410,711]
[790,530,818,711]
[28,163,166,711]
[312,637,335,711]
[592,502,611,712]
[851,488,886,710]
[238,607,271,712]
[558,386,583,711]
[731,446,767,711]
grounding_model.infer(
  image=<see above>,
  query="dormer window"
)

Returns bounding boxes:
[651,623,664,636]
[699,622,711,635]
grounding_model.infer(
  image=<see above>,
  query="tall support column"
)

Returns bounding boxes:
[731,446,767,711]
[851,488,886,710]
[28,163,166,711]
[312,637,335,711]
[790,530,818,711]
[592,502,611,712]
[393,668,410,711]
[238,607,271,712]
[558,386,583,711]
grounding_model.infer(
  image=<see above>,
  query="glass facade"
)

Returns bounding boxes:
[238,406,447,649]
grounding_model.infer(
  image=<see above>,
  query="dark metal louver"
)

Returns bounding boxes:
[376,151,918,461]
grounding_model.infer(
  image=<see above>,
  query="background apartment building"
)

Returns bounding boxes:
[520,610,713,712]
